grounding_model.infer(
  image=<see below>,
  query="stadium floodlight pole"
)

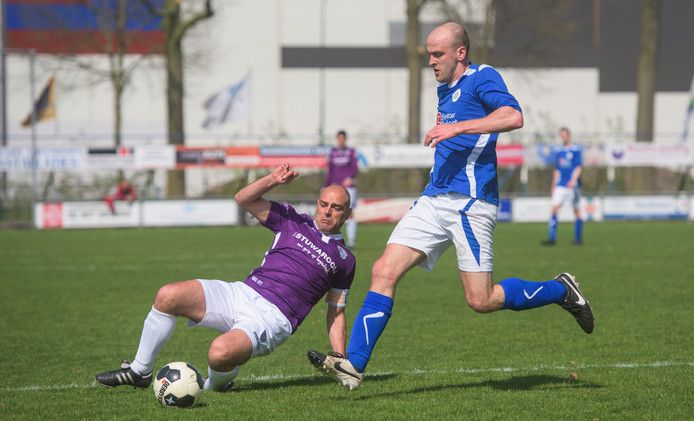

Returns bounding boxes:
[318,0,329,145]
[0,0,6,199]
[29,49,37,215]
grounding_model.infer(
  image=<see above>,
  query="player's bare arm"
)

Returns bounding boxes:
[424,106,523,147]
[552,169,560,192]
[234,164,299,224]
[326,304,347,355]
[568,166,583,188]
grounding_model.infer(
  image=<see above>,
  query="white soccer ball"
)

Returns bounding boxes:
[153,362,204,408]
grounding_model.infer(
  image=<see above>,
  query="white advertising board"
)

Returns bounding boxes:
[512,197,603,222]
[134,145,176,169]
[606,143,694,167]
[355,197,417,223]
[142,200,238,226]
[35,200,239,228]
[86,153,134,170]
[1,146,87,171]
[603,195,689,220]
[359,145,434,169]
[34,201,140,229]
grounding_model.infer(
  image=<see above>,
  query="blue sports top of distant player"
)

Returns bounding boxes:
[554,145,582,187]
[422,63,522,205]
[244,201,356,332]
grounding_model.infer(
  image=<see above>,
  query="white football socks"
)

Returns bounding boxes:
[129,307,176,375]
[346,218,357,247]
[204,366,240,391]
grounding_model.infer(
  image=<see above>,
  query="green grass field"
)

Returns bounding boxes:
[1,221,693,420]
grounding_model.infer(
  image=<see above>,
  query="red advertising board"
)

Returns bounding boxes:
[42,202,63,228]
[496,144,525,166]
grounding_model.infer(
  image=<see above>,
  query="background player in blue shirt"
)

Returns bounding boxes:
[309,22,595,390]
[543,127,584,245]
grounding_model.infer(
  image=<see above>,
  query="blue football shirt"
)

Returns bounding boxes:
[554,145,582,187]
[422,64,521,205]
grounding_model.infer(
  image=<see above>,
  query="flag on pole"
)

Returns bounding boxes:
[681,73,694,142]
[202,75,250,129]
[22,76,57,128]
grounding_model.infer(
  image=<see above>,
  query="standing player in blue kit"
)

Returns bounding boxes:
[542,127,584,245]
[308,22,595,390]
[96,164,356,392]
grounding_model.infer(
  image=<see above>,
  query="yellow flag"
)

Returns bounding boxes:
[22,77,56,128]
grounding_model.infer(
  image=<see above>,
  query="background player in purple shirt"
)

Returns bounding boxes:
[96,164,356,392]
[324,130,359,248]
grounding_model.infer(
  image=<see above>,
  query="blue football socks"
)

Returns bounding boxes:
[574,219,583,243]
[499,277,567,311]
[346,291,393,372]
[548,214,558,242]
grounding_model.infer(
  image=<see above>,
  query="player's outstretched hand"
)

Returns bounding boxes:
[272,163,299,185]
[424,124,459,148]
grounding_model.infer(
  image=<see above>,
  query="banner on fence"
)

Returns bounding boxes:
[0,146,87,171]
[512,197,603,222]
[606,143,694,167]
[134,145,176,169]
[35,200,238,229]
[142,200,238,226]
[602,195,689,220]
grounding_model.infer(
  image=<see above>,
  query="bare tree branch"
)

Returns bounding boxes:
[140,0,163,17]
[172,0,214,45]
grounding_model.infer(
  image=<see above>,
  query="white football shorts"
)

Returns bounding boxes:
[387,193,497,272]
[346,187,358,209]
[551,185,581,208]
[190,280,292,357]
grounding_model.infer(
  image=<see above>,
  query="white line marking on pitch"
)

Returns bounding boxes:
[2,361,692,393]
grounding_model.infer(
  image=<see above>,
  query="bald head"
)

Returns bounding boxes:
[314,184,351,235]
[426,22,471,83]
[429,22,470,54]
[321,184,351,209]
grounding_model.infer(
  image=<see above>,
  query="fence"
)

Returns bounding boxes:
[2,142,693,227]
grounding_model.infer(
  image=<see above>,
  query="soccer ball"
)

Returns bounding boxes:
[153,362,204,408]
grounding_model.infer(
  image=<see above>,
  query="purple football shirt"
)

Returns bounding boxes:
[324,146,358,187]
[244,201,356,332]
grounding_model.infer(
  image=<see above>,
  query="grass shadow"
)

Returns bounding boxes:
[230,372,397,392]
[354,374,603,400]
[483,374,602,390]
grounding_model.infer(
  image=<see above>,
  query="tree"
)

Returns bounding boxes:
[406,0,498,144]
[143,0,214,198]
[405,0,426,144]
[433,0,497,64]
[32,1,162,149]
[627,0,662,193]
[106,0,129,150]
[635,0,662,142]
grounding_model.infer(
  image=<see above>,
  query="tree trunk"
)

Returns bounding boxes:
[113,0,126,180]
[635,0,661,142]
[631,0,662,193]
[159,0,213,198]
[166,37,185,197]
[114,0,126,148]
[163,1,185,198]
[477,0,497,64]
[114,80,122,148]
[406,0,424,144]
